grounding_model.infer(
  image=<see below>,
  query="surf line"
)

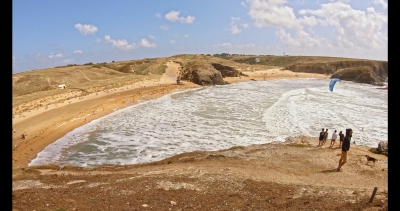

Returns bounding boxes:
[55,114,92,129]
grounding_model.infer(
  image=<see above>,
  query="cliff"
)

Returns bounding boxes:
[283,60,388,85]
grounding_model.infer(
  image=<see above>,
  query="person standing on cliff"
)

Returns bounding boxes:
[318,128,325,146]
[323,129,328,146]
[337,128,353,171]
[329,130,338,148]
[338,130,344,147]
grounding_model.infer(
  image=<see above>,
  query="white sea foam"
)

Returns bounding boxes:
[29,78,388,167]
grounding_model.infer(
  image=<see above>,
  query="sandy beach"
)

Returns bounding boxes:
[12,63,329,168]
[12,65,389,210]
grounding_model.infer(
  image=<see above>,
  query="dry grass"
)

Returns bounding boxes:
[12,54,386,110]
[12,61,163,108]
[220,55,372,66]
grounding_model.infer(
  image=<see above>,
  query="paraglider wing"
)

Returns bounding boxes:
[329,78,341,92]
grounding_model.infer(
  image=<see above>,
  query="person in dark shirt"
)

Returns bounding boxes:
[337,128,352,171]
[338,131,344,147]
[318,128,325,147]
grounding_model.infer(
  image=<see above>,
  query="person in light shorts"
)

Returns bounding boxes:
[329,130,338,148]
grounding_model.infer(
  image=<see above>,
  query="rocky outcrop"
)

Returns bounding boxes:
[284,60,388,85]
[378,141,388,153]
[330,66,383,85]
[211,63,241,77]
[178,61,228,86]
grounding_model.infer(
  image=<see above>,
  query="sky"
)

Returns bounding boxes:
[12,0,388,74]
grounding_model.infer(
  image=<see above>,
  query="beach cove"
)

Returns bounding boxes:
[12,67,388,210]
[13,63,329,168]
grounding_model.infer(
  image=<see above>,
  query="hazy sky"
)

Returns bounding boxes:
[12,0,388,73]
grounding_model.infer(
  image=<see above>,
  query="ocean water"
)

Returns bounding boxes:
[29,78,388,167]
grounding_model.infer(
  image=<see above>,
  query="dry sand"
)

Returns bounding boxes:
[12,64,388,210]
[12,63,328,168]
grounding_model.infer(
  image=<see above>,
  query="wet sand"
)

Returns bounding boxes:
[12,66,329,168]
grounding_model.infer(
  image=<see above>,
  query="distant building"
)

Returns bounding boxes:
[58,84,66,89]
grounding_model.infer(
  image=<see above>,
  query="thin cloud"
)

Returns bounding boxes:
[74,50,83,54]
[246,0,314,29]
[170,40,176,44]
[231,25,242,34]
[104,36,156,50]
[74,23,98,35]
[298,1,387,50]
[165,10,195,24]
[12,55,18,61]
[230,17,248,34]
[48,53,64,59]
[373,0,388,9]
[138,39,157,48]
[246,0,387,57]
[104,35,137,51]
[62,58,74,63]
[25,52,47,62]
[294,0,305,5]
[212,43,233,48]
[183,34,189,38]
[241,2,247,7]
[208,42,257,50]
[155,13,161,18]
[149,35,155,39]
[160,25,169,30]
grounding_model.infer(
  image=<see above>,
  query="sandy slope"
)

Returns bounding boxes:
[12,63,388,210]
[12,136,387,211]
[12,64,328,168]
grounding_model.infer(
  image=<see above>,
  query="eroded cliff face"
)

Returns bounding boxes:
[178,56,387,86]
[178,61,228,86]
[211,63,242,77]
[284,60,388,84]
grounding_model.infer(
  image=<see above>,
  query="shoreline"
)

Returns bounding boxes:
[12,69,329,168]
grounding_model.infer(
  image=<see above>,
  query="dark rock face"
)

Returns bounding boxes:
[330,66,386,85]
[211,63,241,77]
[284,60,388,85]
[178,61,228,86]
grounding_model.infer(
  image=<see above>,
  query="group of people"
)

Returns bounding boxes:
[318,128,345,148]
[318,128,353,172]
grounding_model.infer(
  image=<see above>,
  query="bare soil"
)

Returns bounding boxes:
[12,136,388,211]
[12,60,387,210]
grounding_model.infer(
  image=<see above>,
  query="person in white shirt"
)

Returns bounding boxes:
[329,130,338,148]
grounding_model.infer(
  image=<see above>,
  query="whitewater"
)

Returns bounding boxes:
[29,78,388,167]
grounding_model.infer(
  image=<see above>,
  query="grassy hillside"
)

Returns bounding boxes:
[216,54,387,83]
[216,54,383,67]
[13,54,387,110]
[12,58,171,106]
